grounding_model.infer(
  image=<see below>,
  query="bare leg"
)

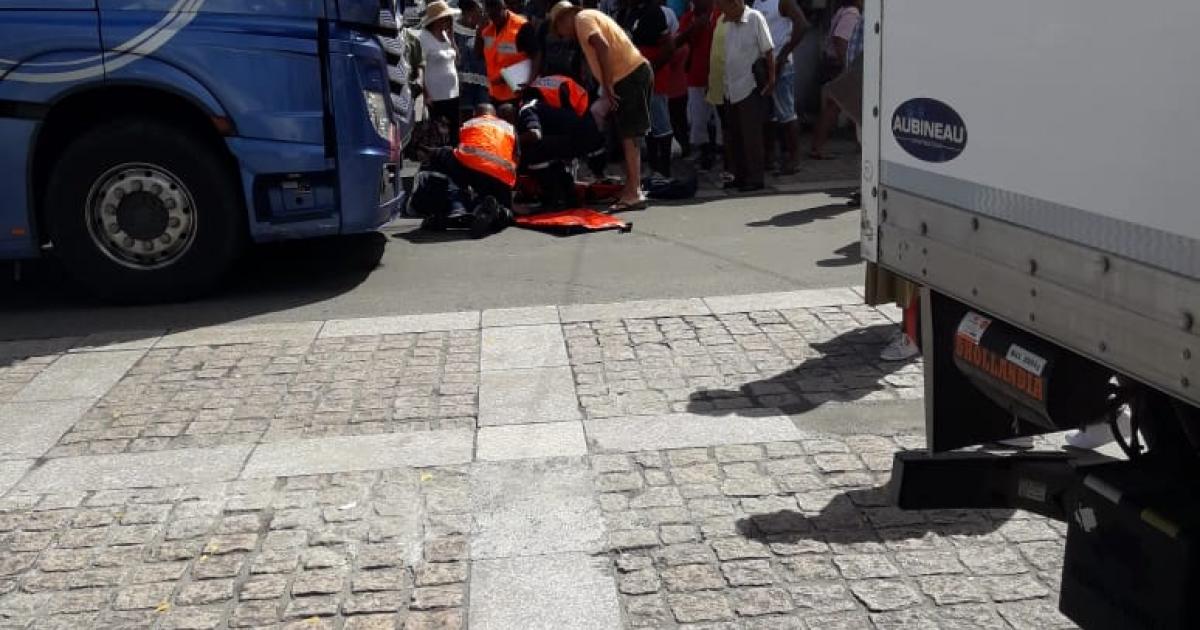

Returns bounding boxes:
[621,137,643,203]
[781,119,801,172]
[810,95,841,157]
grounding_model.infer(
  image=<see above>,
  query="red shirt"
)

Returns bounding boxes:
[679,7,720,88]
[665,45,689,98]
[640,43,688,96]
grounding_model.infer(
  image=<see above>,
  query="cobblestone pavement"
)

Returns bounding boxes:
[0,357,55,404]
[0,288,1079,629]
[593,440,1071,630]
[0,468,469,630]
[51,331,481,459]
[565,305,918,420]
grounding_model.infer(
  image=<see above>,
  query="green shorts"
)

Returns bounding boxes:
[613,63,653,139]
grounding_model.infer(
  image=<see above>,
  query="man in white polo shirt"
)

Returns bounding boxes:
[713,0,775,192]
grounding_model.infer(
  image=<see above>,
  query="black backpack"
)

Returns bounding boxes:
[643,174,699,200]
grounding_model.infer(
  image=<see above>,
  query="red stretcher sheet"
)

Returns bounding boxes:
[513,208,631,232]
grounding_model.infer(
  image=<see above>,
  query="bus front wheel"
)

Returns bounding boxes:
[45,119,245,303]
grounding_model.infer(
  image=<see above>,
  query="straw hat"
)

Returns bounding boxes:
[547,1,580,28]
[421,1,461,28]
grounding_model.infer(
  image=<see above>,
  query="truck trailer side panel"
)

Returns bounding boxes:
[866,0,1200,409]
[876,0,1200,277]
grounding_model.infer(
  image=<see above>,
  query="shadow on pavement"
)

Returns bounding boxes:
[0,233,386,357]
[817,241,863,268]
[392,227,481,244]
[734,485,1010,545]
[746,202,856,228]
[686,324,917,417]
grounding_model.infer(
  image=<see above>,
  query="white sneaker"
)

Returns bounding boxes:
[1065,407,1133,450]
[880,332,920,361]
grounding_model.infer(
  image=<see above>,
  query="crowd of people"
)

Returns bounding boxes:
[406,0,864,231]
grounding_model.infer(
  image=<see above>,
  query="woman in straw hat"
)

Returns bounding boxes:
[420,1,464,144]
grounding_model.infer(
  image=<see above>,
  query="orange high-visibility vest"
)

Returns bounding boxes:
[454,115,517,187]
[481,12,529,102]
[530,75,589,117]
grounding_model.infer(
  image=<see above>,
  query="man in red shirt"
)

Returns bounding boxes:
[676,0,721,170]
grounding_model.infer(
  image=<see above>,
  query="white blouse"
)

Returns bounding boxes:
[419,28,459,102]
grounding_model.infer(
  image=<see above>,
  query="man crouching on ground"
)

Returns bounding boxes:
[420,104,518,238]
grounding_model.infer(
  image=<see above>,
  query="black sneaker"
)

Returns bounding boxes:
[420,215,448,231]
[470,196,499,239]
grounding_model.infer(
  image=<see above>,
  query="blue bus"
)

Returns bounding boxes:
[0,0,414,301]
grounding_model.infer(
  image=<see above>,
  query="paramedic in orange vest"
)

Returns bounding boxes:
[426,104,518,237]
[475,0,534,107]
[517,75,607,208]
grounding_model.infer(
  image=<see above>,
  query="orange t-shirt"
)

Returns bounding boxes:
[573,9,646,85]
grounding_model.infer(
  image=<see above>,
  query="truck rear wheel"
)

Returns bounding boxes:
[45,119,244,303]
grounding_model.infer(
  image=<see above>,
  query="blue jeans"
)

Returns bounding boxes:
[771,69,798,124]
[649,93,673,139]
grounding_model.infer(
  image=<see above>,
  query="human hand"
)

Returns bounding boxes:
[606,87,621,110]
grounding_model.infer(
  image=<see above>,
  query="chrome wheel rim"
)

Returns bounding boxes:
[84,163,198,270]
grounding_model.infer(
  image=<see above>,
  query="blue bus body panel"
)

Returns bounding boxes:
[328,26,400,234]
[0,0,399,259]
[0,1,95,9]
[96,0,326,19]
[0,120,40,258]
[0,7,102,254]
[99,7,325,145]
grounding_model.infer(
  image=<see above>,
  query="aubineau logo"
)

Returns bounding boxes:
[0,0,207,84]
[891,97,968,163]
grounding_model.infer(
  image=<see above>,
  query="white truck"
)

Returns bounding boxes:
[860,1,1199,628]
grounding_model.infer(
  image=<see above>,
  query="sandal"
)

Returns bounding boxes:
[608,198,648,213]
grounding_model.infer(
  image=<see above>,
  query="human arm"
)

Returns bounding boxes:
[651,31,676,71]
[755,12,776,95]
[776,0,808,68]
[642,6,674,71]
[518,22,543,78]
[474,21,487,60]
[445,22,459,55]
[517,105,542,144]
[586,32,618,104]
[762,49,775,95]
[830,9,857,67]
[833,36,848,67]
[673,13,695,48]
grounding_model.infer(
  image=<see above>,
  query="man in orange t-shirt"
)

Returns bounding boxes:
[550,1,651,212]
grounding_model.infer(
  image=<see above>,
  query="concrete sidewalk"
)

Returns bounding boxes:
[0,288,1075,629]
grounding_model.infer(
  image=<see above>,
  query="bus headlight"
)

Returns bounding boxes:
[363,90,391,140]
